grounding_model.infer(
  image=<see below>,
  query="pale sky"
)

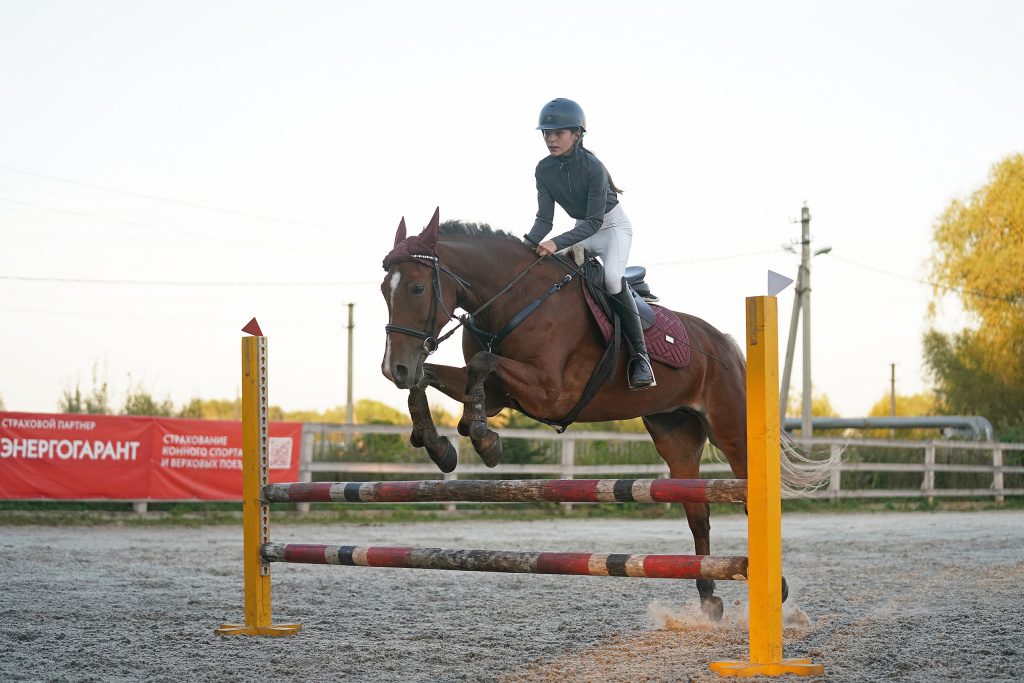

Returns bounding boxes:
[2,1,1022,420]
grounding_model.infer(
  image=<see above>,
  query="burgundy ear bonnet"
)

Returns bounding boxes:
[382,208,440,269]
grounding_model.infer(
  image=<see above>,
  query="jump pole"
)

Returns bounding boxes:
[215,328,301,636]
[709,295,822,676]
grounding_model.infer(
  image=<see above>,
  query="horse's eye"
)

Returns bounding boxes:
[410,283,426,296]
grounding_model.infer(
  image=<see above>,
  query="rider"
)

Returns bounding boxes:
[524,98,655,390]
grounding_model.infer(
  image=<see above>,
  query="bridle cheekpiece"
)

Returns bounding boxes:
[382,209,470,357]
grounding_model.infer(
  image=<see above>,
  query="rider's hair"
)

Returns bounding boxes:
[571,128,624,195]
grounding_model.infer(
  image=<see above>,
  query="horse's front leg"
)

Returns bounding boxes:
[456,353,502,467]
[457,352,561,468]
[423,363,509,416]
[407,386,457,473]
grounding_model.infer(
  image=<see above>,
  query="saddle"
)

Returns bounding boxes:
[625,265,660,304]
[581,258,691,369]
[566,244,658,326]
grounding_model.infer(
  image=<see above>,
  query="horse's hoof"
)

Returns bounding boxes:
[781,576,789,604]
[475,430,502,468]
[701,596,724,622]
[428,437,458,473]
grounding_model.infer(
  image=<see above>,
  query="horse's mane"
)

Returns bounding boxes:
[439,219,522,244]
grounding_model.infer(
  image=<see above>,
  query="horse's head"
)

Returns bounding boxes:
[380,209,454,389]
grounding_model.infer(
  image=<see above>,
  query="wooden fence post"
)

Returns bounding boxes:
[444,450,459,513]
[923,443,936,505]
[828,444,842,503]
[296,424,314,515]
[993,444,1004,504]
[561,435,575,514]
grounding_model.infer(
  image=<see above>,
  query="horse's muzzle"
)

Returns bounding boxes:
[392,362,411,388]
[385,356,424,390]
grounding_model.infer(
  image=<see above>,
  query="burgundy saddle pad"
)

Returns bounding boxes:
[582,285,690,368]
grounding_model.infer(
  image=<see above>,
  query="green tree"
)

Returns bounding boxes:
[572,417,647,433]
[354,399,411,425]
[282,407,345,423]
[428,403,460,428]
[489,409,552,465]
[197,398,241,420]
[178,398,205,419]
[121,375,176,417]
[58,362,112,414]
[924,153,1024,438]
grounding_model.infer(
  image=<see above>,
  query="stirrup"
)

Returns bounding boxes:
[627,355,656,391]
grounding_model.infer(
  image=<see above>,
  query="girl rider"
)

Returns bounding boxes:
[524,98,655,390]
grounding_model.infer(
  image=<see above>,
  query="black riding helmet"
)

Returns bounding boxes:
[536,98,586,132]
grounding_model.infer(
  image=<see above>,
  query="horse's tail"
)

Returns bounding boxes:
[779,431,843,497]
[720,331,842,496]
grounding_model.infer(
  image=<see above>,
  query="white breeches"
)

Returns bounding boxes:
[574,203,632,294]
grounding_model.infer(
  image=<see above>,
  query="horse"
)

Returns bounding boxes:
[380,209,826,620]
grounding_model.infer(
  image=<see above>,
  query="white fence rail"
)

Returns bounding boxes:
[300,424,1024,508]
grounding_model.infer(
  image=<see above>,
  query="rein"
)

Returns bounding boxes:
[435,254,548,350]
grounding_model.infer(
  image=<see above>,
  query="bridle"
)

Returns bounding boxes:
[383,254,466,356]
[383,250,551,358]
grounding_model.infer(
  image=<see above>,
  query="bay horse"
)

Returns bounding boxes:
[380,209,825,619]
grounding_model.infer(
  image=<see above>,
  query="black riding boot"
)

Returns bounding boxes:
[611,281,656,390]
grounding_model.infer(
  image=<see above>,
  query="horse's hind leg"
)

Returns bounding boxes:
[643,410,724,621]
[703,393,789,603]
[407,386,457,473]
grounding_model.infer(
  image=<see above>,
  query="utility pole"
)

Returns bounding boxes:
[780,205,814,438]
[345,303,355,451]
[799,206,813,439]
[890,363,896,439]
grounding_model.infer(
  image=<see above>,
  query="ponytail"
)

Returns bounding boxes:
[579,142,624,195]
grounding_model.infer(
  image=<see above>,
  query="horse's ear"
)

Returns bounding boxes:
[420,207,440,250]
[393,217,407,248]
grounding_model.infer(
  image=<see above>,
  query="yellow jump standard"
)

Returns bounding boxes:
[709,296,822,676]
[215,334,300,637]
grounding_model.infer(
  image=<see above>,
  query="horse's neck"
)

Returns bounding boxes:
[439,240,544,317]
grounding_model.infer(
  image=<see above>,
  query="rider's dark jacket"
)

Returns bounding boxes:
[526,144,619,251]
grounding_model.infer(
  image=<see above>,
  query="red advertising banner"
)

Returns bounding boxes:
[0,412,302,501]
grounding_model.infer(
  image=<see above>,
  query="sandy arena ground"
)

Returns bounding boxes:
[1,510,1021,682]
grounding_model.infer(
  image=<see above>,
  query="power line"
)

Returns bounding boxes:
[0,164,357,234]
[648,249,780,266]
[832,255,1021,306]
[0,275,379,287]
[0,196,264,246]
